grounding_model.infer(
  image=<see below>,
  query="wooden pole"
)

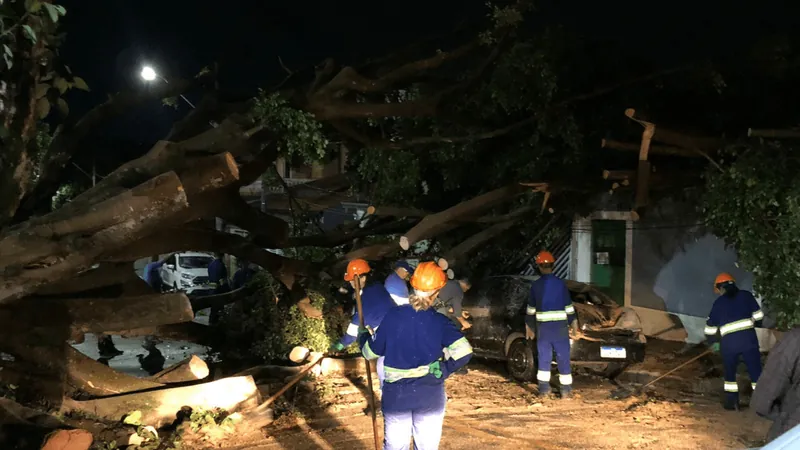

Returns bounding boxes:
[354,276,381,450]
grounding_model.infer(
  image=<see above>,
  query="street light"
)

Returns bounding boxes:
[139,64,196,109]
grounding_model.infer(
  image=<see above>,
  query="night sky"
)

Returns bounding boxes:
[54,0,793,174]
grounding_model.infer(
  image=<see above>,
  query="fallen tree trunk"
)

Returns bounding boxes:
[601,138,701,158]
[236,357,378,383]
[33,263,140,296]
[64,346,165,397]
[0,171,190,304]
[399,185,523,250]
[747,128,800,139]
[148,355,209,384]
[60,375,260,428]
[110,322,215,346]
[27,293,193,334]
[443,220,522,269]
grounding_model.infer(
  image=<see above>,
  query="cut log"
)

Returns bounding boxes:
[65,346,165,397]
[399,185,522,251]
[148,355,209,384]
[235,356,378,382]
[0,171,189,304]
[624,108,723,151]
[603,170,636,181]
[366,205,430,218]
[748,128,800,139]
[110,322,215,346]
[27,293,193,334]
[60,375,260,428]
[41,429,93,450]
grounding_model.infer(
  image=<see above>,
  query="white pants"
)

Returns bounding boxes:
[383,390,446,450]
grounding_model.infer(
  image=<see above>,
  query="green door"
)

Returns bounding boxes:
[591,220,626,304]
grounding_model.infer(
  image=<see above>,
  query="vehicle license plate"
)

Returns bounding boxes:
[600,346,627,359]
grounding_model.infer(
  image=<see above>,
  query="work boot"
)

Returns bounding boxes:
[724,393,740,411]
[538,382,551,397]
[560,386,573,399]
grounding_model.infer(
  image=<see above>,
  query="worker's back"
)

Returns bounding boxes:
[530,274,572,339]
[708,289,760,350]
[375,304,466,410]
[753,327,800,442]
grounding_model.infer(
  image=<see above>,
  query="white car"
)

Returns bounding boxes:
[159,252,215,294]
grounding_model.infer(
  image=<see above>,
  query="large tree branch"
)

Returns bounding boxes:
[15,75,215,221]
[286,218,417,248]
[107,227,308,289]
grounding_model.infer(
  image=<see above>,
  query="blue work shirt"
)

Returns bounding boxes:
[143,261,163,285]
[525,274,575,340]
[207,258,228,286]
[705,289,764,352]
[232,267,256,290]
[338,283,395,347]
[360,305,473,412]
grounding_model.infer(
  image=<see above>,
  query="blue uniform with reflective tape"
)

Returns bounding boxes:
[705,288,764,406]
[338,283,395,347]
[525,274,575,389]
[360,304,472,449]
[207,258,229,292]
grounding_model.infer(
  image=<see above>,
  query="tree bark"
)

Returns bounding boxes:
[60,376,260,428]
[109,322,215,346]
[148,355,209,384]
[601,138,702,158]
[747,128,800,139]
[0,172,190,304]
[64,346,165,397]
[33,263,140,296]
[25,293,194,334]
[443,220,522,268]
[399,185,523,250]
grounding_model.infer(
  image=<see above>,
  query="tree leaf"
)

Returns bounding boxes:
[34,83,49,99]
[22,25,36,43]
[43,3,59,23]
[2,44,11,57]
[53,77,69,94]
[53,4,67,16]
[72,76,89,91]
[64,65,72,75]
[24,0,42,13]
[57,98,69,116]
[36,97,50,119]
[3,53,12,70]
[123,411,143,426]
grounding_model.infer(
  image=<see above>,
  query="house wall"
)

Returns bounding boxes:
[571,199,779,350]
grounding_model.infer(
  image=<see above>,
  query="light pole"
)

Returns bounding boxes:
[140,65,197,109]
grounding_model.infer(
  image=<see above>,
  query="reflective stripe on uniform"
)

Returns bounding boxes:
[536,310,568,322]
[752,310,765,321]
[346,323,360,337]
[724,381,739,392]
[537,370,551,382]
[564,304,575,315]
[752,382,757,391]
[383,364,432,383]
[446,337,473,361]
[559,373,573,386]
[362,340,379,360]
[526,306,536,315]
[720,318,755,336]
[704,326,719,335]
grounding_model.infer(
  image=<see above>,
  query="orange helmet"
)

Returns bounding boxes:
[535,250,555,265]
[714,272,735,287]
[344,259,371,281]
[410,261,448,292]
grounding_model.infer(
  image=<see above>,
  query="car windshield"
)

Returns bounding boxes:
[178,256,213,269]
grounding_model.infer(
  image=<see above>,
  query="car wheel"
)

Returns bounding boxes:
[506,338,537,382]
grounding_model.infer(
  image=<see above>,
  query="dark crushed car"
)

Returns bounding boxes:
[461,275,646,381]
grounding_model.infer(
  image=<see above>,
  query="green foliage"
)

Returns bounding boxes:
[51,181,79,210]
[250,91,329,162]
[702,141,800,328]
[218,272,351,363]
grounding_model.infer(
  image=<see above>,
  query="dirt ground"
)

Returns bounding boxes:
[198,340,770,450]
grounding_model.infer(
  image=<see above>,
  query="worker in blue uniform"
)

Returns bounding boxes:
[704,272,764,410]
[525,250,577,398]
[207,253,229,325]
[385,260,413,305]
[360,261,473,450]
[330,259,395,388]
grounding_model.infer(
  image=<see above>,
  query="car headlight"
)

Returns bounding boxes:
[181,273,193,280]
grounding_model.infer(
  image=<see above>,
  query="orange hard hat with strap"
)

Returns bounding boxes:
[410,261,448,292]
[344,259,371,281]
[535,250,555,265]
[714,272,735,287]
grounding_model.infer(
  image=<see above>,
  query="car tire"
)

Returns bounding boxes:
[506,338,537,382]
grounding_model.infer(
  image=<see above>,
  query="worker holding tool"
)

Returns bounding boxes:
[330,259,395,387]
[525,250,577,398]
[385,260,414,305]
[434,278,472,331]
[704,272,764,411]
[359,261,473,450]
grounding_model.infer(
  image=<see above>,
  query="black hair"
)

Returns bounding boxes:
[719,281,739,297]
